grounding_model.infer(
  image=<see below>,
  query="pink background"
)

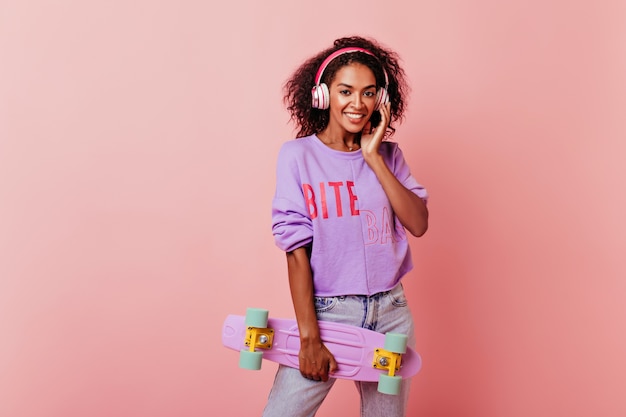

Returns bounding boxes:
[1,1,625,416]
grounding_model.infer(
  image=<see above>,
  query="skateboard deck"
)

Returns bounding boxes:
[222,309,422,394]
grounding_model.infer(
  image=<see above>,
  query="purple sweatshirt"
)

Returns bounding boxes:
[272,134,428,297]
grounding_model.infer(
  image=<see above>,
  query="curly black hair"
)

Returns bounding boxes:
[284,36,410,138]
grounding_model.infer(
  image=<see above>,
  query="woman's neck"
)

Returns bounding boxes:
[317,129,361,152]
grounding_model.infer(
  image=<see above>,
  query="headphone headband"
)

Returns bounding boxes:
[314,47,388,88]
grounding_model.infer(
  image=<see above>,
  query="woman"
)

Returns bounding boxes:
[264,35,429,417]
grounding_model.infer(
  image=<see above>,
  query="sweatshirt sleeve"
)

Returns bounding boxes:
[391,143,429,204]
[271,143,313,252]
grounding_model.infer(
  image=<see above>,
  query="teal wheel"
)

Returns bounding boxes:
[245,308,269,328]
[384,333,407,354]
[239,349,263,370]
[378,374,402,395]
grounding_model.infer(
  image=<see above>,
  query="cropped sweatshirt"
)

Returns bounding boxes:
[271,134,428,297]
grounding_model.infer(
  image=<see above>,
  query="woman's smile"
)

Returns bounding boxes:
[344,112,366,122]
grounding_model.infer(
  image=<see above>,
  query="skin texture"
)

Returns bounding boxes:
[288,63,429,382]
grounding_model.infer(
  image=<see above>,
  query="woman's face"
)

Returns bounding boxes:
[326,63,378,135]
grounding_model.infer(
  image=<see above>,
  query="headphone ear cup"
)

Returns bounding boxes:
[375,87,389,111]
[311,85,321,109]
[320,83,330,109]
[311,83,330,109]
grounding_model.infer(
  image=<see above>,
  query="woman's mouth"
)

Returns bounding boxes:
[344,113,365,122]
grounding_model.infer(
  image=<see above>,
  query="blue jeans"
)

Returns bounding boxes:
[262,283,415,417]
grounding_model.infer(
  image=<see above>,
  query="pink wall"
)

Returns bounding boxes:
[1,1,624,416]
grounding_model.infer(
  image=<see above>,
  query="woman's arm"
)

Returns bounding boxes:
[286,246,338,381]
[362,155,429,236]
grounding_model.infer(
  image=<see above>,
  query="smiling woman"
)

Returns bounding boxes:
[264,36,429,417]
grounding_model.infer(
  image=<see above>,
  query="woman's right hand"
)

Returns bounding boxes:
[298,339,338,382]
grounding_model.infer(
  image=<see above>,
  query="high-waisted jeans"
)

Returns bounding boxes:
[262,283,416,417]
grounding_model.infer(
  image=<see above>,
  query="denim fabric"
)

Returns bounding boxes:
[262,284,415,417]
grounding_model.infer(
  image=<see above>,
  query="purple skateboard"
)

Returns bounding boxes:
[222,308,422,394]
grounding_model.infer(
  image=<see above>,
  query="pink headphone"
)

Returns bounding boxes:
[311,47,390,110]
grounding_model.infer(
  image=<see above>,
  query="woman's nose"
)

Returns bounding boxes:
[352,94,364,108]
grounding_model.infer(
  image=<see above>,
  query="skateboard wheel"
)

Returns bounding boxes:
[384,333,408,354]
[245,308,269,328]
[378,374,402,395]
[239,349,263,370]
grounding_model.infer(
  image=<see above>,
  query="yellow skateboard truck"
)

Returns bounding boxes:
[244,326,274,351]
[372,348,403,377]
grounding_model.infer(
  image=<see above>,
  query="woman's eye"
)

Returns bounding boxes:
[364,91,376,97]
[340,90,351,95]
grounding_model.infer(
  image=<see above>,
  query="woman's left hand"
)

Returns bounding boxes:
[360,102,391,158]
